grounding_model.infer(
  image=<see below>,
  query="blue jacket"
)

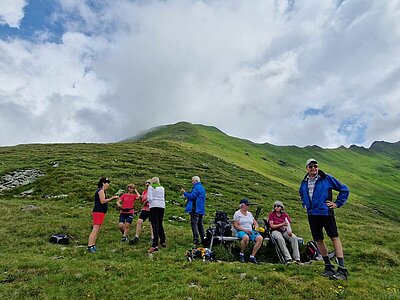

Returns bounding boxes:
[299,170,349,216]
[184,182,206,215]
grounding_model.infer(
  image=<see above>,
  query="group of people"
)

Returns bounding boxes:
[87,176,167,254]
[87,176,206,254]
[87,158,350,280]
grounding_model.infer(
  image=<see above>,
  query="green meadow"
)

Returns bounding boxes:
[1,122,399,299]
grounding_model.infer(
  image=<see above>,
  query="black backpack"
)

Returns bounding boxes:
[214,211,232,236]
[49,233,70,245]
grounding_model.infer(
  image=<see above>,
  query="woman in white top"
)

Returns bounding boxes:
[233,198,263,264]
[147,177,166,253]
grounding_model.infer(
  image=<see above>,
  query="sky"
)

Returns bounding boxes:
[0,0,399,148]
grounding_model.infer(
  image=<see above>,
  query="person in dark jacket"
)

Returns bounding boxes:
[181,176,206,246]
[299,159,350,280]
[87,177,119,253]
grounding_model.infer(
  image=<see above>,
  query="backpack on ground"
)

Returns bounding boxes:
[49,233,70,245]
[306,240,320,260]
[49,225,74,245]
[185,247,216,262]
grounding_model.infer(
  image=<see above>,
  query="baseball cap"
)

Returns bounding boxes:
[306,158,318,167]
[239,198,250,205]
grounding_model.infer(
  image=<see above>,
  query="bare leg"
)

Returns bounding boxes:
[135,218,143,237]
[124,223,131,237]
[317,239,329,256]
[118,222,124,234]
[240,235,249,253]
[331,237,343,257]
[251,235,263,256]
[88,225,101,246]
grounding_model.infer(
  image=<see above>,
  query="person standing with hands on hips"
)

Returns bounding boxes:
[87,177,119,253]
[181,176,206,247]
[299,159,349,280]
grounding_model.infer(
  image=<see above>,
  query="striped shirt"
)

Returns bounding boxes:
[307,175,319,200]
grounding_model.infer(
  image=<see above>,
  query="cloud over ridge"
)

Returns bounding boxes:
[0,0,399,147]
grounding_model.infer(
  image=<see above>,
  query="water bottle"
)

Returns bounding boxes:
[285,217,292,234]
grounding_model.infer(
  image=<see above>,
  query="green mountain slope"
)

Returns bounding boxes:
[127,121,400,221]
[1,122,399,299]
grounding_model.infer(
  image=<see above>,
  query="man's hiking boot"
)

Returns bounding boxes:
[249,256,259,264]
[331,267,348,280]
[129,236,139,245]
[321,266,336,277]
[239,253,246,263]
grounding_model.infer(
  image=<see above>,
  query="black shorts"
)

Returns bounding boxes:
[119,213,134,224]
[139,210,151,222]
[308,215,339,241]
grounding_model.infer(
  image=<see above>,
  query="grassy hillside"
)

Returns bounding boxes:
[0,122,399,299]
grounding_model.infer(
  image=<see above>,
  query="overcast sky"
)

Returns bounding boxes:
[1,0,399,148]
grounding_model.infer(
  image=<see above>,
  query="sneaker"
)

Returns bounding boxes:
[160,243,167,248]
[239,253,245,263]
[286,259,295,265]
[331,267,348,280]
[148,246,159,253]
[295,260,304,265]
[121,236,128,242]
[87,245,97,253]
[321,266,336,277]
[129,236,139,245]
[249,256,259,264]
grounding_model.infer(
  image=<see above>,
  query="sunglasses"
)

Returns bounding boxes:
[308,165,319,169]
[145,182,150,184]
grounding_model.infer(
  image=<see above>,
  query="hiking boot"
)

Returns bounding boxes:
[129,236,139,245]
[121,236,128,242]
[321,266,336,277]
[249,256,259,264]
[148,246,159,253]
[331,267,348,280]
[239,253,245,263]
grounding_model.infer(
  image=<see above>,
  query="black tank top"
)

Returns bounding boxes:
[93,188,108,213]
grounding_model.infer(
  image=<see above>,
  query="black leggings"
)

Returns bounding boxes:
[150,207,165,248]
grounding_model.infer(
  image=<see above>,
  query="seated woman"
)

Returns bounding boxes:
[233,198,263,264]
[268,201,302,264]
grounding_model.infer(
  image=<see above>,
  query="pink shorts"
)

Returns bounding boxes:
[92,212,106,225]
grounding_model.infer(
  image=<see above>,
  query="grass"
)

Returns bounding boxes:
[1,122,400,299]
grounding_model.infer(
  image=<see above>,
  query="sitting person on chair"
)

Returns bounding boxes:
[268,201,302,264]
[233,198,263,264]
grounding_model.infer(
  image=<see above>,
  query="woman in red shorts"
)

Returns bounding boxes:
[87,177,119,253]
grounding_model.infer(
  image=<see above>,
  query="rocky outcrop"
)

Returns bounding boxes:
[0,169,44,194]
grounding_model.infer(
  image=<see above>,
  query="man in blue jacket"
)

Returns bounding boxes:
[299,159,349,280]
[181,176,206,246]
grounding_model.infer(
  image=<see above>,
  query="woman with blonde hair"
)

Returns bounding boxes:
[147,177,166,253]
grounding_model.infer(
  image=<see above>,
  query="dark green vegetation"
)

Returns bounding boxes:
[1,122,399,299]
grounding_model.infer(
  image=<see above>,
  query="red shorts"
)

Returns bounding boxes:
[92,212,106,225]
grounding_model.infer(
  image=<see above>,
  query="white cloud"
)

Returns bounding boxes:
[1,0,399,147]
[0,0,27,28]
